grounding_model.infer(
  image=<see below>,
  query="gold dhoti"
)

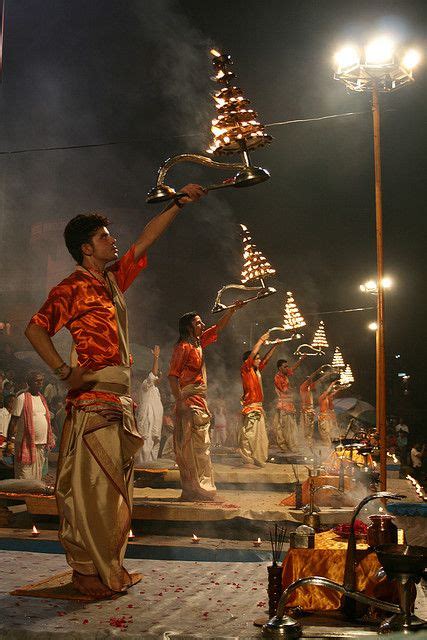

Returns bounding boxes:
[55,366,143,592]
[239,405,268,467]
[300,408,315,450]
[318,411,335,446]
[275,410,298,453]
[174,384,216,500]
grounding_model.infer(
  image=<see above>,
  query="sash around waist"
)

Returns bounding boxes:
[181,383,207,399]
[84,365,131,396]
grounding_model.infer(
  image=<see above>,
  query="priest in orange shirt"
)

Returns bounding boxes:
[273,356,306,453]
[168,302,243,501]
[318,379,345,447]
[239,331,278,467]
[24,183,205,599]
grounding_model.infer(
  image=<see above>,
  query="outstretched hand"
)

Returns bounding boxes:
[178,183,206,205]
[152,345,160,358]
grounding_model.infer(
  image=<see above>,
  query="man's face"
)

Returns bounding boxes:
[86,226,118,263]
[28,374,44,394]
[279,362,289,375]
[191,315,205,338]
[253,354,261,369]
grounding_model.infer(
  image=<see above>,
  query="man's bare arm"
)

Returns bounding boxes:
[292,354,307,372]
[261,344,278,367]
[151,345,160,377]
[25,324,88,390]
[25,324,64,370]
[168,376,180,402]
[134,184,205,259]
[248,332,269,361]
[215,300,244,334]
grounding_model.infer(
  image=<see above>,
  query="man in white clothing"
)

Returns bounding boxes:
[135,346,164,465]
[7,371,55,480]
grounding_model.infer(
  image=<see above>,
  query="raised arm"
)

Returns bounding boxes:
[260,344,278,368]
[151,345,160,377]
[249,331,270,361]
[215,299,245,334]
[291,354,307,372]
[134,184,205,259]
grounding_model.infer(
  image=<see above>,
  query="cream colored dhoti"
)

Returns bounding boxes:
[275,410,299,453]
[15,444,46,480]
[238,405,268,467]
[174,384,216,501]
[318,411,335,446]
[55,366,143,592]
[300,408,315,450]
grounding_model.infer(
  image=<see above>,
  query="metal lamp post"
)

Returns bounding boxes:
[333,38,421,490]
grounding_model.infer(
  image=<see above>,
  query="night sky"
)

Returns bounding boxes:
[0,1,426,432]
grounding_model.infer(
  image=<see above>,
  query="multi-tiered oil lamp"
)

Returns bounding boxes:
[265,291,305,345]
[340,363,354,385]
[332,346,345,370]
[212,224,276,313]
[146,49,272,204]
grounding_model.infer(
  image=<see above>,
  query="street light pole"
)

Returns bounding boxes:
[333,37,421,492]
[372,83,387,491]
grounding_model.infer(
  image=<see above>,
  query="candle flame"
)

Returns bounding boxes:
[128,528,135,538]
[192,533,199,540]
[257,537,261,543]
[32,525,39,534]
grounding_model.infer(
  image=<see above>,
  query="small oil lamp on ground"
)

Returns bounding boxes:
[253,537,262,547]
[212,223,277,313]
[146,49,272,204]
[192,534,200,544]
[31,525,40,537]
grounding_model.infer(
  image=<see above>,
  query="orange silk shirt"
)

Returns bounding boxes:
[300,378,316,409]
[29,245,147,408]
[240,355,266,414]
[30,245,147,369]
[274,369,295,412]
[168,326,218,408]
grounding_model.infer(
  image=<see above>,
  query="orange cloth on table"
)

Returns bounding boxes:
[168,326,218,410]
[280,475,353,507]
[281,530,399,611]
[274,370,296,412]
[29,245,147,410]
[240,355,266,415]
[327,449,373,470]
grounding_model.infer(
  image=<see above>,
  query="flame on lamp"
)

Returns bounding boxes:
[283,291,306,331]
[207,49,272,155]
[311,320,329,349]
[31,525,40,537]
[240,224,275,284]
[332,346,345,370]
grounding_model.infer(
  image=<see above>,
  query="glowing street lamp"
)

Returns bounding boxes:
[334,35,421,491]
[360,277,393,294]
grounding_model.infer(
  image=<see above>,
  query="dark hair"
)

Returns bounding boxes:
[242,350,252,362]
[177,312,198,343]
[64,213,110,264]
[277,359,288,369]
[26,370,44,384]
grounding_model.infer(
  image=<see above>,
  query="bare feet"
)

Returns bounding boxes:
[128,572,142,587]
[72,571,113,599]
